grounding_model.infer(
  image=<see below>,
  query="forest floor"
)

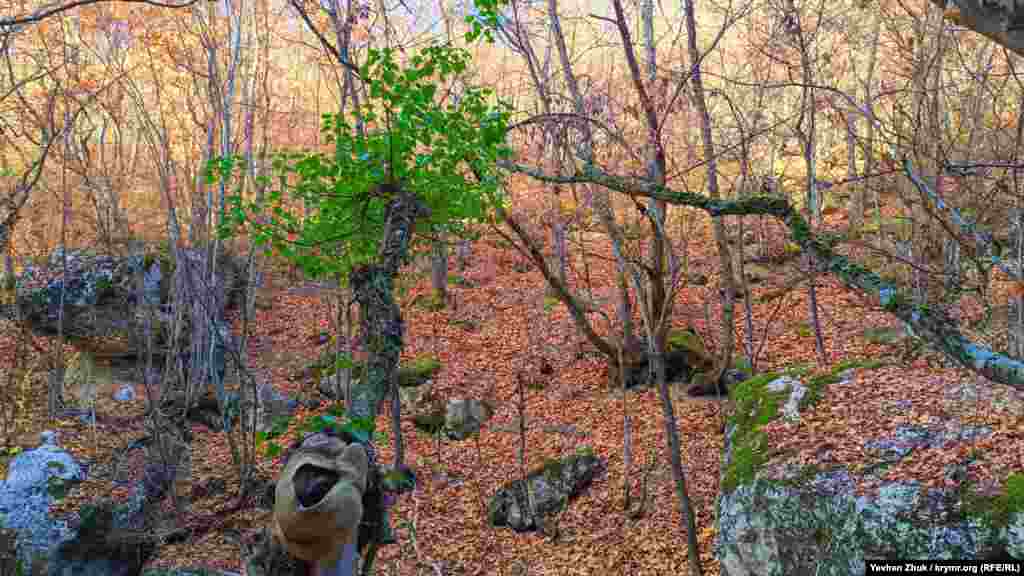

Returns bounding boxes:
[1,195,1023,576]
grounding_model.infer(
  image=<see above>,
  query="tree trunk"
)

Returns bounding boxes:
[430,233,448,306]
[346,191,428,423]
[847,109,863,231]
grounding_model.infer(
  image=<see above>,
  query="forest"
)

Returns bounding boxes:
[1,0,1024,574]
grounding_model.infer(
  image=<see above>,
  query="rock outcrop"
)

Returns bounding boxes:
[716,369,1024,575]
[14,246,247,359]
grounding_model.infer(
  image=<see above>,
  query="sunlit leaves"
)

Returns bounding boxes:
[212,39,511,282]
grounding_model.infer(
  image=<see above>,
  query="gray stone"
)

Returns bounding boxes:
[1009,513,1024,559]
[488,452,604,532]
[142,261,162,306]
[15,247,247,360]
[716,373,1022,576]
[444,398,494,440]
[0,441,84,571]
[765,376,805,423]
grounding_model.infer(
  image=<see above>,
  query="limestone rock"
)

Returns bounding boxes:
[0,435,84,572]
[15,246,247,359]
[488,452,604,532]
[717,371,1024,575]
[444,398,494,440]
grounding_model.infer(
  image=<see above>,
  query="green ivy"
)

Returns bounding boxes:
[255,403,381,459]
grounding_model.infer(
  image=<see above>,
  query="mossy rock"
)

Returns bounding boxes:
[309,353,367,382]
[795,322,813,338]
[305,353,441,391]
[414,290,446,311]
[800,358,886,411]
[666,329,714,370]
[543,296,560,313]
[858,216,913,239]
[412,406,446,435]
[398,355,442,387]
[722,371,789,492]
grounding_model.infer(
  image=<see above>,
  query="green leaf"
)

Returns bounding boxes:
[265,442,281,458]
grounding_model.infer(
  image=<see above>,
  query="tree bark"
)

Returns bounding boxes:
[346,190,429,423]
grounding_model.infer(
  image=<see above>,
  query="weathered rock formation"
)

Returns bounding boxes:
[716,370,1024,575]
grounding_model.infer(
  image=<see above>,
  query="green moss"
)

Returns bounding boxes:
[450,317,481,331]
[95,276,116,302]
[801,358,887,410]
[315,353,366,381]
[412,409,445,434]
[732,355,753,377]
[541,457,564,480]
[796,322,812,338]
[963,473,1024,531]
[621,219,645,241]
[784,363,814,378]
[312,352,440,389]
[414,290,446,311]
[667,329,714,370]
[814,524,834,546]
[724,432,769,492]
[394,274,417,300]
[722,371,787,492]
[398,355,442,387]
[543,295,560,313]
[833,357,886,372]
[47,476,72,500]
[447,274,474,288]
[862,325,907,345]
[667,329,702,352]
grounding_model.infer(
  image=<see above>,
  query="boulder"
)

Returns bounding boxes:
[0,431,84,572]
[716,371,1024,576]
[619,330,716,390]
[313,354,441,402]
[0,430,179,576]
[444,398,494,440]
[15,246,247,359]
[488,451,604,532]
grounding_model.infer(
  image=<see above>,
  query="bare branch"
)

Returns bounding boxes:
[1,0,202,29]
